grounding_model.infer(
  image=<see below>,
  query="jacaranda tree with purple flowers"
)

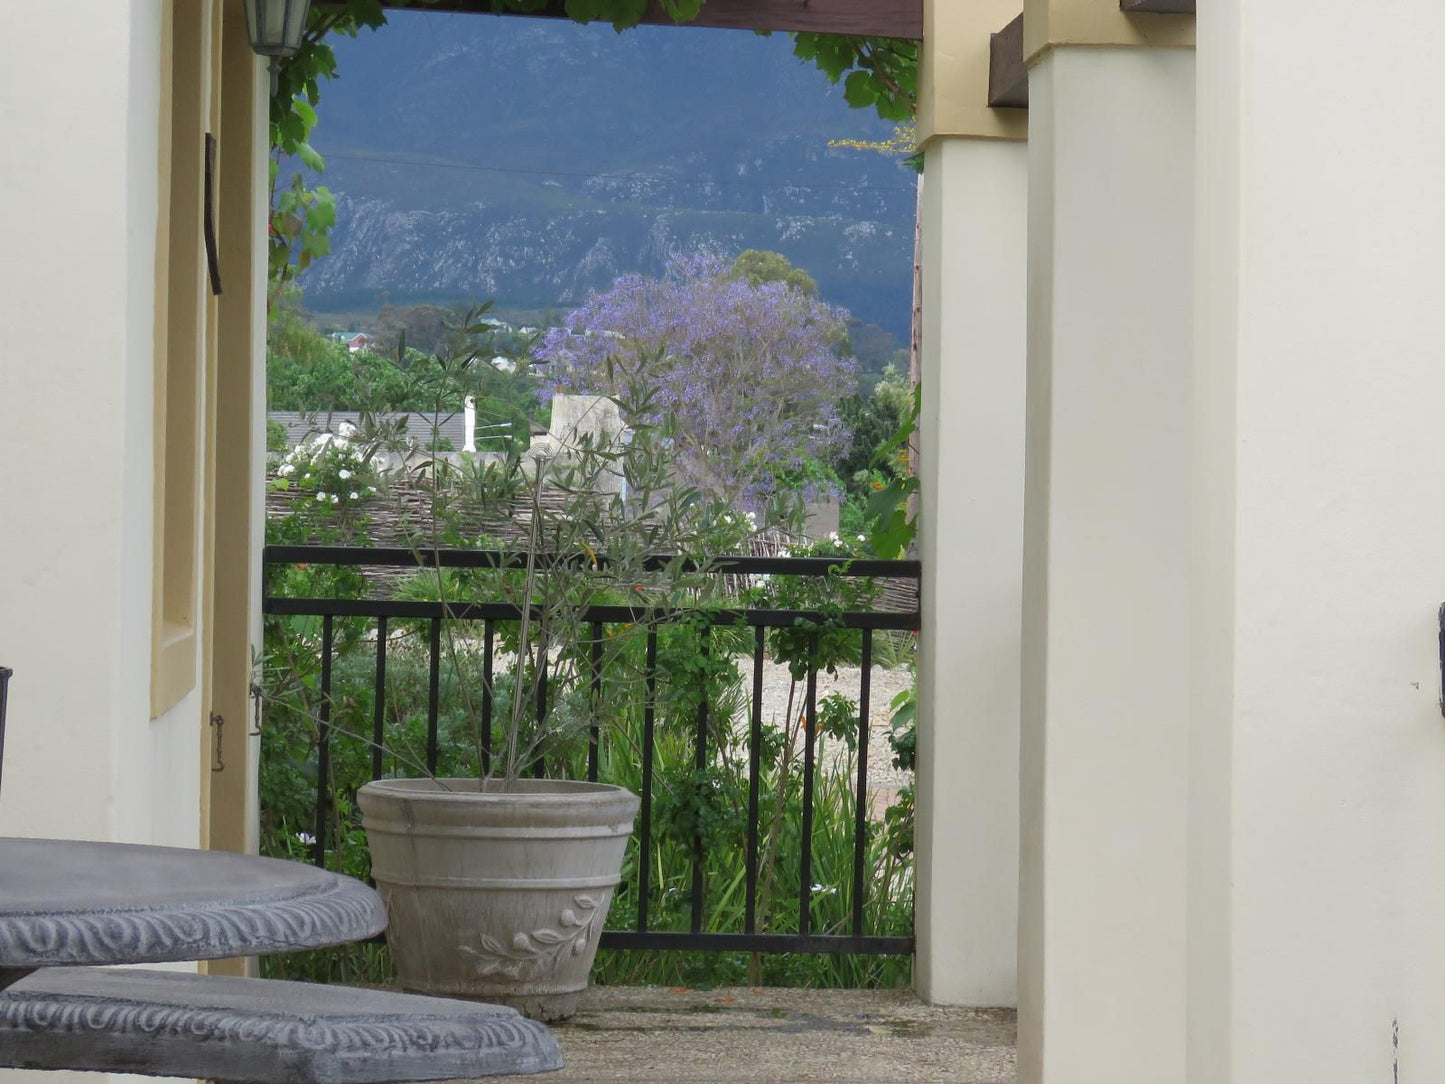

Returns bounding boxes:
[536,252,854,518]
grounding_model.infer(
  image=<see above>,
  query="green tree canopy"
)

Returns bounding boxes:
[731,250,819,298]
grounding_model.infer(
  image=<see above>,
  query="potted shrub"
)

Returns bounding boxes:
[355,334,749,1021]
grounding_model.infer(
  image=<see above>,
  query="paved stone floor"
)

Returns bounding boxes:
[488,986,1017,1083]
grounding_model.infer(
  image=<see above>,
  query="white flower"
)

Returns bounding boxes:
[316,491,328,501]
[828,531,841,544]
[857,534,866,543]
[330,494,340,504]
[302,473,312,483]
[277,464,295,477]
[349,491,359,501]
[367,486,377,494]
[338,421,358,438]
[338,469,352,480]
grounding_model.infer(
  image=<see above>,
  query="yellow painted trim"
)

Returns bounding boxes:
[917,0,1027,147]
[151,0,216,718]
[209,0,265,873]
[152,628,198,719]
[199,0,225,848]
[208,3,268,978]
[1024,0,1194,65]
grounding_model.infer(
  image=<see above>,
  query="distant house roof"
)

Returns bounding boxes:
[269,410,469,451]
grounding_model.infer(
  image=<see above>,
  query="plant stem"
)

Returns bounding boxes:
[504,461,547,784]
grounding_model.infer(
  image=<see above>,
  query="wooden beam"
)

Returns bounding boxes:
[1120,0,1196,13]
[371,0,923,39]
[988,12,1027,110]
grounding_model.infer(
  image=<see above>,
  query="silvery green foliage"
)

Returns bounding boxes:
[335,310,759,785]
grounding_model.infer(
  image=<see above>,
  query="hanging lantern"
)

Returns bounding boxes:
[243,0,314,92]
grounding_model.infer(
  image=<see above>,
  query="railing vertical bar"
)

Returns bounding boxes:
[690,626,710,935]
[481,619,494,776]
[744,626,764,934]
[638,627,658,933]
[588,621,603,783]
[799,632,818,936]
[852,629,873,937]
[314,615,334,868]
[533,648,549,779]
[426,617,441,776]
[371,617,388,780]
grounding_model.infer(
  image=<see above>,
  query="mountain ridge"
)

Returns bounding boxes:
[299,11,916,340]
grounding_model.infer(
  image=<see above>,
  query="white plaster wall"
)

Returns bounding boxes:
[916,136,1026,1007]
[1187,3,1240,1080]
[1193,4,1445,1079]
[1019,47,1194,1083]
[0,5,199,1082]
[0,0,199,848]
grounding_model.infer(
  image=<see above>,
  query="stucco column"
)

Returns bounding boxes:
[1018,3,1194,1080]
[913,0,1027,1008]
[1191,4,1445,1080]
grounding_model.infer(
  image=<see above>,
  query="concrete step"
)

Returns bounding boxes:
[0,967,561,1082]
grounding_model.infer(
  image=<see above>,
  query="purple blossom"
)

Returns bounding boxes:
[536,253,854,506]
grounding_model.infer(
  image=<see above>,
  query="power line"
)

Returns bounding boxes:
[315,148,917,196]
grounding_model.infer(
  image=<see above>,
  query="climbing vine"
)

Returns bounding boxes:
[789,33,917,122]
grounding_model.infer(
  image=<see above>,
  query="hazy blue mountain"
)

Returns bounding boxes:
[300,11,917,340]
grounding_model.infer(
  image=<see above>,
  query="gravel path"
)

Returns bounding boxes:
[490,986,1016,1083]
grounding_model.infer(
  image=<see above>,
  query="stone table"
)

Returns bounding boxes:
[0,836,562,1080]
[0,836,387,989]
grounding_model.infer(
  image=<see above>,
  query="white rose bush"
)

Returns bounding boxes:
[271,425,379,512]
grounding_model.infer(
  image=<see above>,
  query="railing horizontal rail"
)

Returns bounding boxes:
[264,544,920,581]
[598,932,913,955]
[263,596,919,631]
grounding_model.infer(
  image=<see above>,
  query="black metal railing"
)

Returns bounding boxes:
[262,545,919,957]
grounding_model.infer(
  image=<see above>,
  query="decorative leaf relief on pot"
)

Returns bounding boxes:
[460,896,603,982]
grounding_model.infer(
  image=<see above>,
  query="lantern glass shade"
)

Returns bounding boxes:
[244,0,313,58]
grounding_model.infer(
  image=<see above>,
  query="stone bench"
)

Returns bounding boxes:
[0,967,562,1082]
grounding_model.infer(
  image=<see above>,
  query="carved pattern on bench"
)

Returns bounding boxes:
[0,989,550,1055]
[0,880,387,968]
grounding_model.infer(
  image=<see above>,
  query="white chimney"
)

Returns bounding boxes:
[463,395,476,453]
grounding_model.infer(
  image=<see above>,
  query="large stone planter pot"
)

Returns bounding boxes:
[357,778,639,1022]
